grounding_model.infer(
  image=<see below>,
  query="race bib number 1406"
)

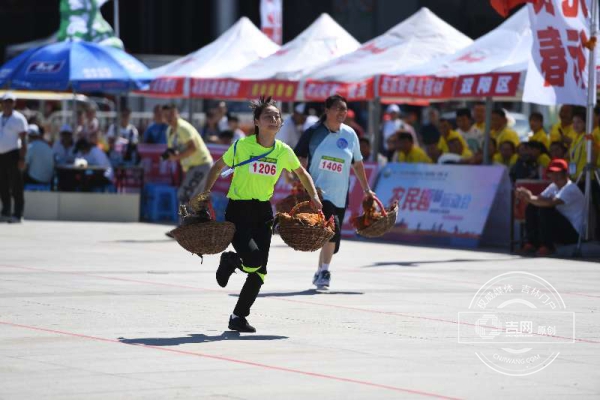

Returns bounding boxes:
[319,156,344,174]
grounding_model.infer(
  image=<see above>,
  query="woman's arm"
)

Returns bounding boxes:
[352,160,375,197]
[203,158,227,193]
[293,166,322,210]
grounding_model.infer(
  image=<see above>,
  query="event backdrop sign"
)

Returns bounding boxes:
[374,163,506,248]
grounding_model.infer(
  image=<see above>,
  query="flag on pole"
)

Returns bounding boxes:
[260,0,283,45]
[490,0,531,17]
[523,0,596,106]
[58,0,123,48]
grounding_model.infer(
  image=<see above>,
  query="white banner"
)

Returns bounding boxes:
[260,0,282,45]
[523,0,595,106]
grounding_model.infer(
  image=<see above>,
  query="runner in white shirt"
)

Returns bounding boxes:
[295,95,375,289]
[0,92,28,222]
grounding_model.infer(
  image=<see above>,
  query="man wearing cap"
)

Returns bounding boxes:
[52,124,76,165]
[516,159,585,256]
[24,124,54,185]
[0,92,28,222]
[278,103,308,148]
[382,104,417,150]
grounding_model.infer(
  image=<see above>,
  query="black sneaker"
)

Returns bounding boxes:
[228,315,256,333]
[216,251,241,288]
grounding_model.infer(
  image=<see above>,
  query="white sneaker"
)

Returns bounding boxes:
[312,271,319,286]
[314,270,331,289]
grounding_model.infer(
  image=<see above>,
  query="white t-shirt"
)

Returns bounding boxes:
[107,123,139,144]
[278,116,303,148]
[0,110,27,153]
[458,125,483,153]
[541,180,585,233]
[382,118,418,149]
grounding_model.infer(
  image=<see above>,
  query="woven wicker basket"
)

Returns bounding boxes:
[355,196,399,238]
[170,197,235,256]
[276,201,334,252]
[275,185,323,214]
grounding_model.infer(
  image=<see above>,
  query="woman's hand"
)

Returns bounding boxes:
[311,194,323,211]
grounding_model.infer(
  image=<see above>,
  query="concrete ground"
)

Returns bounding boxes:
[0,221,598,400]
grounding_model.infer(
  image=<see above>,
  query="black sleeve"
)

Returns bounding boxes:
[294,125,315,158]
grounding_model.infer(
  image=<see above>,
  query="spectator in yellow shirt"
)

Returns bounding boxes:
[394,132,432,163]
[472,101,486,132]
[529,141,551,168]
[437,119,468,153]
[493,141,518,167]
[528,112,550,150]
[550,105,575,147]
[549,141,568,161]
[491,108,520,148]
[447,137,473,160]
[568,109,599,181]
[163,103,213,215]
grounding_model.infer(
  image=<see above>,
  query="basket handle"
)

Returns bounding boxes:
[364,194,388,217]
[290,200,325,222]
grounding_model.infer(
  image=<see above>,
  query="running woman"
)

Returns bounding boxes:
[203,97,322,333]
[294,94,375,289]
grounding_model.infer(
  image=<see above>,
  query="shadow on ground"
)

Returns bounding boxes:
[118,331,287,346]
[362,257,518,268]
[229,289,364,298]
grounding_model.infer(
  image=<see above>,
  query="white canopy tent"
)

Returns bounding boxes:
[297,7,473,102]
[144,17,280,98]
[378,8,532,103]
[194,13,360,101]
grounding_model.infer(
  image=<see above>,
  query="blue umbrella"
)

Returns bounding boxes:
[0,41,152,92]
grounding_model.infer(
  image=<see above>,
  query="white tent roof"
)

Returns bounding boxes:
[146,17,279,97]
[400,8,531,78]
[379,8,531,101]
[302,8,473,84]
[222,13,360,81]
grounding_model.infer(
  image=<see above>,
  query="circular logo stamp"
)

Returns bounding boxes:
[336,138,348,149]
[458,271,574,376]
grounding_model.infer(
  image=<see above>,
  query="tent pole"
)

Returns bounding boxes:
[72,89,77,133]
[368,98,381,162]
[483,96,493,165]
[576,0,598,254]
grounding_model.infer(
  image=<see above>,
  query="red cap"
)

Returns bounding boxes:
[547,158,568,172]
[346,109,355,119]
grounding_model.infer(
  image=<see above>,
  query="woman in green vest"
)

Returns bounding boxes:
[203,97,322,333]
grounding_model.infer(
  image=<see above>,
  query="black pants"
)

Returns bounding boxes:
[322,200,346,254]
[525,204,579,248]
[225,199,273,318]
[0,149,24,218]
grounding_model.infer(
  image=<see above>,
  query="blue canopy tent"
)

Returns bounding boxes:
[0,41,153,128]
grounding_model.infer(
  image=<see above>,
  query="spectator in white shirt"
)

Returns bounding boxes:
[107,107,139,163]
[516,158,584,256]
[75,139,114,181]
[456,108,483,153]
[278,103,308,148]
[24,124,54,184]
[0,92,28,222]
[382,104,417,150]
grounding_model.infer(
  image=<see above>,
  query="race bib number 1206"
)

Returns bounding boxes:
[250,160,277,176]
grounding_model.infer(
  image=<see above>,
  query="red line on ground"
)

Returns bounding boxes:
[0,320,462,400]
[2,264,598,344]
